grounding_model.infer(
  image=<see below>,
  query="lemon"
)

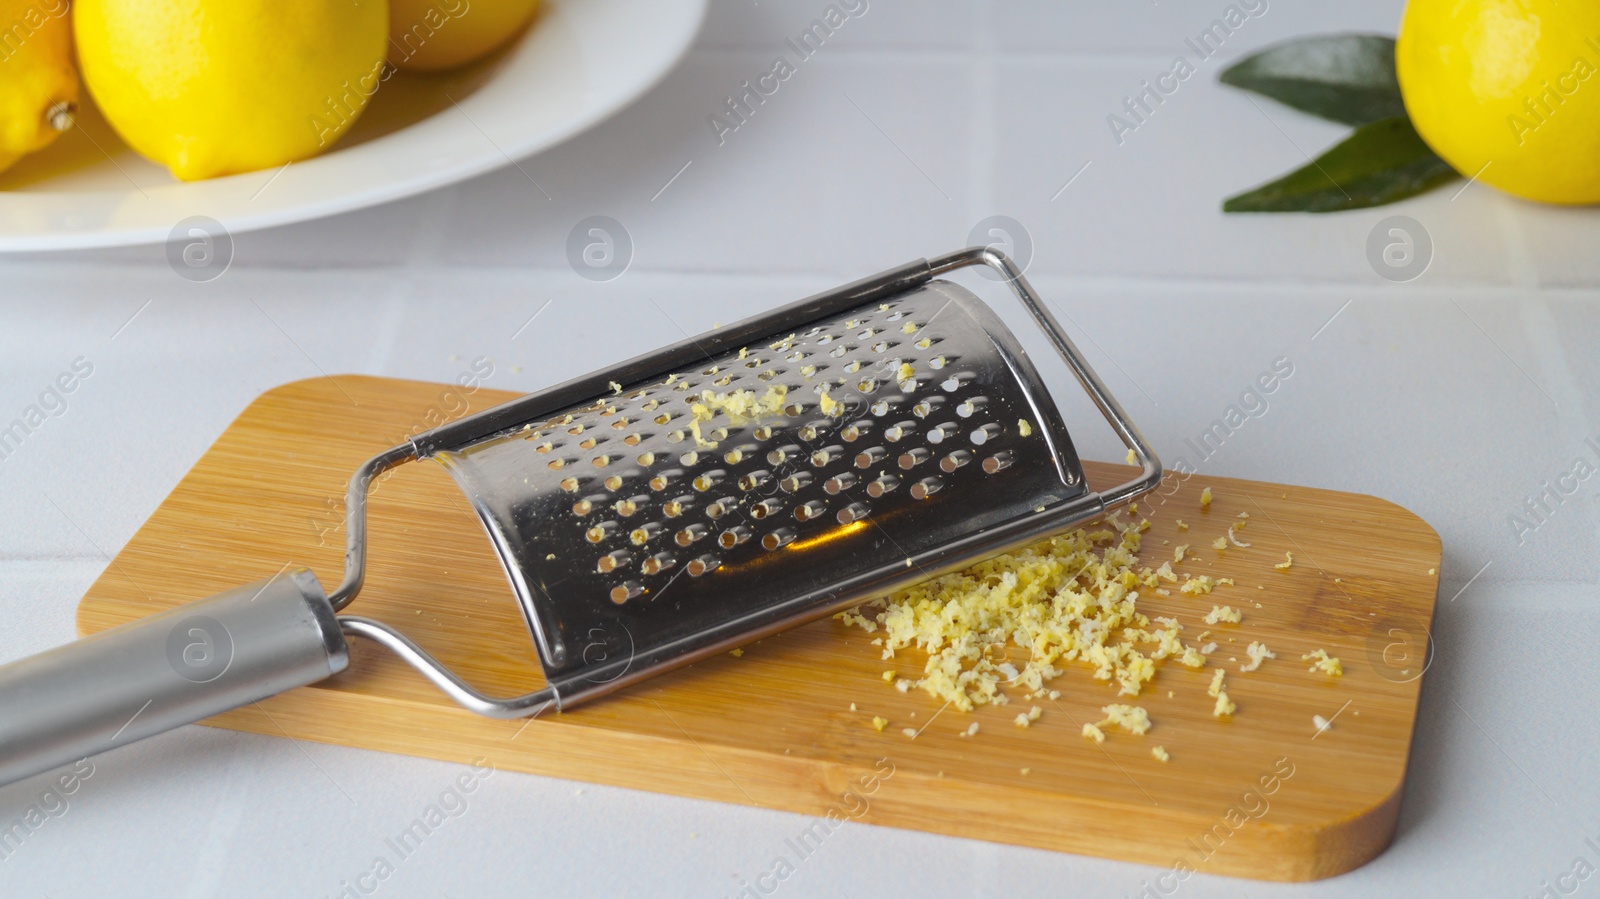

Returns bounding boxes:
[1397,0,1600,204]
[388,0,540,72]
[0,0,78,175]
[74,0,387,181]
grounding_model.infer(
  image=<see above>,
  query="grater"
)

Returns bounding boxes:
[0,247,1160,786]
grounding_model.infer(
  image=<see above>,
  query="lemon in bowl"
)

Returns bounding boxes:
[74,0,388,181]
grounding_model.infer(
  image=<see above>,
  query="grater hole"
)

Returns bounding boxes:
[870,400,890,416]
[844,360,862,374]
[655,413,672,425]
[609,582,642,604]
[940,451,971,473]
[911,478,943,500]
[794,501,827,521]
[624,434,643,447]
[824,472,857,495]
[679,450,698,465]
[929,355,947,369]
[855,446,886,468]
[983,451,1015,473]
[811,446,843,467]
[663,496,693,517]
[830,346,847,358]
[579,437,598,450]
[970,423,1002,445]
[548,459,567,470]
[836,502,870,524]
[597,550,631,573]
[586,522,615,543]
[956,397,987,418]
[762,529,796,551]
[687,556,719,577]
[675,524,707,546]
[781,472,813,493]
[638,452,656,466]
[600,475,621,491]
[641,553,675,575]
[927,422,957,444]
[739,470,770,491]
[915,338,933,350]
[611,418,629,429]
[572,499,594,516]
[649,472,673,491]
[668,430,686,443]
[866,475,899,498]
[724,448,745,464]
[693,471,725,492]
[614,498,641,517]
[568,425,585,435]
[885,421,915,442]
[841,420,872,441]
[718,527,751,548]
[751,498,783,519]
[629,524,658,546]
[560,477,580,492]
[706,498,737,519]
[784,403,805,417]
[898,448,931,469]
[592,455,611,467]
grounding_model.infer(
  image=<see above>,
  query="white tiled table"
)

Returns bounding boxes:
[2,2,1597,896]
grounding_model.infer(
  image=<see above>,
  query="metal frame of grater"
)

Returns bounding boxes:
[0,247,1160,788]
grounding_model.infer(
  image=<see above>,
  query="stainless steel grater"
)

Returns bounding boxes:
[0,247,1160,786]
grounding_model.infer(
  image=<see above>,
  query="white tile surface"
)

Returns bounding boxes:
[3,1,1598,897]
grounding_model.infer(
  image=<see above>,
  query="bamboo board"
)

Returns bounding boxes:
[77,376,1441,881]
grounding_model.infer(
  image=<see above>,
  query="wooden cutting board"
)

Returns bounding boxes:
[77,376,1441,882]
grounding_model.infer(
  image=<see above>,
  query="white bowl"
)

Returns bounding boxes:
[0,0,708,251]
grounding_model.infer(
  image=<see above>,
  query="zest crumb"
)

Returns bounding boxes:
[1211,536,1227,550]
[849,703,857,711]
[1173,544,1189,563]
[901,322,918,334]
[1240,641,1274,672]
[1208,669,1226,698]
[1303,649,1343,676]
[1226,528,1251,548]
[1018,419,1034,437]
[1097,703,1151,736]
[1020,767,1031,775]
[901,728,918,739]
[1081,723,1106,743]
[1200,487,1213,508]
[1313,714,1332,733]
[1175,520,1189,531]
[1125,448,1137,465]
[1151,746,1170,762]
[1275,552,1293,570]
[872,717,888,731]
[1181,575,1219,596]
[1428,567,1437,575]
[1013,705,1043,728]
[818,387,841,417]
[1204,605,1241,625]
[729,648,744,657]
[609,380,623,395]
[1213,692,1236,717]
[896,362,915,382]
[959,722,980,737]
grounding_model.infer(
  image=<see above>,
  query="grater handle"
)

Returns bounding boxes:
[0,569,347,788]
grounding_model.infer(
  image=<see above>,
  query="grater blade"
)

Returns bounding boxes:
[436,280,1092,701]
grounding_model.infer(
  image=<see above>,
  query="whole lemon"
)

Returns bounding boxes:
[74,0,387,181]
[0,0,78,175]
[387,0,540,72]
[1397,0,1600,204]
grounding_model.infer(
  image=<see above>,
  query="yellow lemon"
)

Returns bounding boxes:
[1397,0,1600,204]
[388,0,540,72]
[0,0,78,175]
[74,0,387,181]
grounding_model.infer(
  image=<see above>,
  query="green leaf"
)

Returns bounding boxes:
[1220,34,1406,125]
[1223,116,1459,213]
